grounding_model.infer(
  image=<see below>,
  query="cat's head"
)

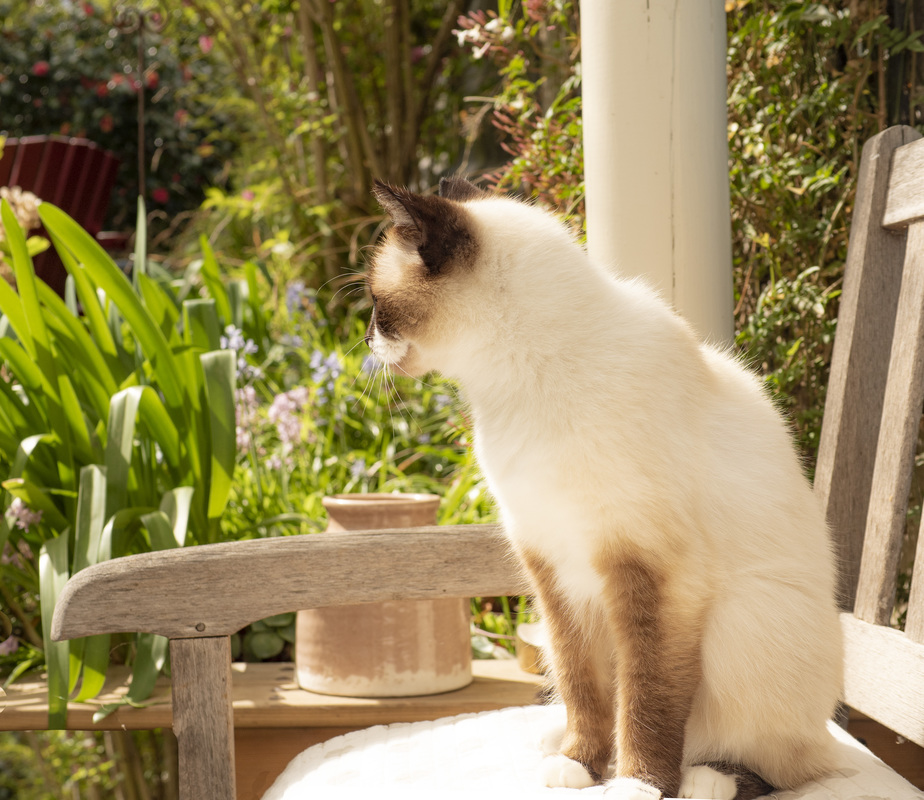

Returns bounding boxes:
[365,176,495,377]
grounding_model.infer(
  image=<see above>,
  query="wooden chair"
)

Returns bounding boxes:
[52,126,924,799]
[0,135,128,294]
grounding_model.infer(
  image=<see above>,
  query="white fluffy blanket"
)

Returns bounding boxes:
[262,704,923,800]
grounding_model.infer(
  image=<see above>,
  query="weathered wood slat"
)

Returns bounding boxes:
[814,125,917,609]
[852,220,924,625]
[841,614,924,748]
[904,517,924,643]
[52,525,527,641]
[883,135,924,229]
[171,637,236,800]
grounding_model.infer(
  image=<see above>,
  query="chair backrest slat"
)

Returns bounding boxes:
[852,218,924,625]
[814,125,917,609]
[906,524,924,642]
[883,135,924,229]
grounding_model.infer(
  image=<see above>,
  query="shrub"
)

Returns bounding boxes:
[0,0,234,234]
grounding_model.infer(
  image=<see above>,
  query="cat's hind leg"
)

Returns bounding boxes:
[520,549,615,788]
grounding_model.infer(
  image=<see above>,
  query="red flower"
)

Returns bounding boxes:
[99,113,114,133]
[32,61,50,77]
[151,187,169,204]
[96,82,109,98]
[82,2,94,14]
[146,71,160,90]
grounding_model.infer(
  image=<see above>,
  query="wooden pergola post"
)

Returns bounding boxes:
[581,0,734,345]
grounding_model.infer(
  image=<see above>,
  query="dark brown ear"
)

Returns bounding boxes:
[438,176,491,202]
[372,180,476,275]
[372,181,421,237]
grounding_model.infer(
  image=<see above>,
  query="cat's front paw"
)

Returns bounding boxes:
[541,754,596,789]
[602,777,662,800]
[678,765,737,800]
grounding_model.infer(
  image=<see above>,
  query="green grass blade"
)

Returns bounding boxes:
[133,196,147,294]
[0,270,32,359]
[198,236,232,324]
[200,350,236,520]
[183,298,221,352]
[159,486,194,547]
[72,465,106,574]
[136,386,180,472]
[0,200,36,358]
[140,509,179,551]
[39,534,71,728]
[37,280,119,399]
[70,465,109,701]
[105,387,144,518]
[138,272,181,344]
[126,632,168,704]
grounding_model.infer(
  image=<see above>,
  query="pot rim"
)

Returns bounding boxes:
[323,492,440,506]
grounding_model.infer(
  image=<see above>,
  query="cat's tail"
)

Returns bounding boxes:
[679,762,774,800]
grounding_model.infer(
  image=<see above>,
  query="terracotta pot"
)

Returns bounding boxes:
[295,493,473,697]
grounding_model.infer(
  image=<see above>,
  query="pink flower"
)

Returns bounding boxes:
[32,61,50,77]
[199,35,214,54]
[151,187,169,204]
[8,498,42,532]
[242,189,255,201]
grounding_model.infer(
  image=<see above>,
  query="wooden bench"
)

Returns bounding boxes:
[0,135,128,294]
[1,659,545,800]
[29,125,924,798]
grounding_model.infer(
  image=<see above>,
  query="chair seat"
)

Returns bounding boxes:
[261,704,924,799]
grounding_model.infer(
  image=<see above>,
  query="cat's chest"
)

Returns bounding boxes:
[473,430,610,604]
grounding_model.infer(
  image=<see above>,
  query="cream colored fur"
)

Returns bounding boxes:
[368,191,843,798]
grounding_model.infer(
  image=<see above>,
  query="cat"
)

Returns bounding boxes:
[364,176,844,800]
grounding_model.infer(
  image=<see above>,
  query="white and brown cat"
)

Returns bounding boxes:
[365,177,843,800]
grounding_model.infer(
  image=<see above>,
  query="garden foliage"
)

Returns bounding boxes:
[0,0,233,234]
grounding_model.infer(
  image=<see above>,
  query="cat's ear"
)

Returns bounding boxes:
[372,181,422,236]
[438,176,491,202]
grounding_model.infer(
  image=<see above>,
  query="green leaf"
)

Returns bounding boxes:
[2,478,71,532]
[136,386,181,472]
[39,535,71,728]
[70,465,110,702]
[198,236,232,324]
[184,298,221,352]
[138,272,181,343]
[38,204,187,415]
[158,486,194,547]
[201,350,236,520]
[133,196,147,294]
[105,387,144,519]
[126,632,169,704]
[139,509,179,551]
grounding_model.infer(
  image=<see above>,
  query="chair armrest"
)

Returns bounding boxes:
[52,524,527,642]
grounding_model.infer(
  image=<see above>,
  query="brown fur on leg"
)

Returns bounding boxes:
[520,548,615,781]
[596,548,705,796]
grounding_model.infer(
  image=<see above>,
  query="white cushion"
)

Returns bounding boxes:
[261,704,924,799]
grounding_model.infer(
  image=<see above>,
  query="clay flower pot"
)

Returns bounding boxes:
[295,493,473,697]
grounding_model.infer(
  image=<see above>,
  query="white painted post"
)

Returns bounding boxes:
[580,0,734,345]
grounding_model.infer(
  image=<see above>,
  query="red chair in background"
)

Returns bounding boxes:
[0,135,130,295]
